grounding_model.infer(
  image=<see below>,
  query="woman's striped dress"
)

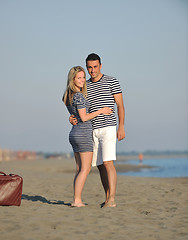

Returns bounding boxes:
[67,92,93,153]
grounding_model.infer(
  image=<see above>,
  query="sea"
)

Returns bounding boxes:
[117,157,188,178]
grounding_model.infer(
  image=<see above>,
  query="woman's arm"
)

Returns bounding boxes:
[78,107,112,122]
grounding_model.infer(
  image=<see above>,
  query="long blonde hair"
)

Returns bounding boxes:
[62,66,87,106]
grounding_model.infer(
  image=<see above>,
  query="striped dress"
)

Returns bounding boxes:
[67,92,93,153]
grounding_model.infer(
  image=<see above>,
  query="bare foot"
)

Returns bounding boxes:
[71,202,85,208]
[103,201,117,208]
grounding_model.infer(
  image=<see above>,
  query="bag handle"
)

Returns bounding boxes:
[0,171,19,177]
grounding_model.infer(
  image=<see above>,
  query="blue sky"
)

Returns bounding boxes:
[0,0,187,153]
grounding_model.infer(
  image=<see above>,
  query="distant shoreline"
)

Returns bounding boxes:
[116,153,188,161]
[0,152,187,163]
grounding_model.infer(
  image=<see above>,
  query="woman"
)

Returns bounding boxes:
[63,66,111,207]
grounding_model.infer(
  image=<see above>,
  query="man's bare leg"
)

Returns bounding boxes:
[103,161,117,207]
[97,164,109,205]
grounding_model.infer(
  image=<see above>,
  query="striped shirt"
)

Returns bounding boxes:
[86,74,122,130]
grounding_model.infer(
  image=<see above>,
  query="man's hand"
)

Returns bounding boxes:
[69,115,78,126]
[117,125,125,141]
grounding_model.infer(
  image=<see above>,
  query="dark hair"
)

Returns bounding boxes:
[86,53,101,65]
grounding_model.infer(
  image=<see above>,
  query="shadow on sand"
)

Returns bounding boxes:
[22,194,71,206]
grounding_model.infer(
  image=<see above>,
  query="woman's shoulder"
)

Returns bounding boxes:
[74,92,83,97]
[73,92,85,104]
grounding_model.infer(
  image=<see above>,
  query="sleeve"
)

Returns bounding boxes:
[110,77,122,95]
[73,93,86,109]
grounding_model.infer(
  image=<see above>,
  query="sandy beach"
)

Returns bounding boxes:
[0,157,188,240]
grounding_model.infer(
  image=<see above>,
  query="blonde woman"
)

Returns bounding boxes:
[63,66,112,207]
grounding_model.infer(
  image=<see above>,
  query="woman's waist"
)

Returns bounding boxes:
[72,121,92,128]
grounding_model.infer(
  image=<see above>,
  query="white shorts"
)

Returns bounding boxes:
[92,126,116,167]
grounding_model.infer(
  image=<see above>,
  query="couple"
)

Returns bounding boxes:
[63,53,125,207]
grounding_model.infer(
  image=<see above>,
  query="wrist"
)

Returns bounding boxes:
[99,109,103,114]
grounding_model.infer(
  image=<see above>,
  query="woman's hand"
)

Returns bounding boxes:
[101,107,112,115]
[78,107,112,122]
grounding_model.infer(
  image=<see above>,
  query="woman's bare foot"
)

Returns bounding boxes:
[71,202,85,207]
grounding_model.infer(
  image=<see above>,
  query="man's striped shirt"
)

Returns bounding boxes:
[86,74,122,130]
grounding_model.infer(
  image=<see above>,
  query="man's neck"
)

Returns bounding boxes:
[91,73,103,82]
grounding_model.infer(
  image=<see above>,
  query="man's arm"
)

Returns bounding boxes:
[69,115,78,125]
[113,93,125,141]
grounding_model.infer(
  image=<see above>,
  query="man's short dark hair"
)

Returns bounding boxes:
[86,53,101,65]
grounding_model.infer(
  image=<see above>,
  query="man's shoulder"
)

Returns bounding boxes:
[103,74,117,80]
[102,75,119,86]
[86,78,91,85]
[86,75,117,82]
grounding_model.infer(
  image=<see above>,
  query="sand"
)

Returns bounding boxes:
[0,157,188,240]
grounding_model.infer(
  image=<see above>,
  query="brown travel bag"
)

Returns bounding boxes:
[0,171,23,206]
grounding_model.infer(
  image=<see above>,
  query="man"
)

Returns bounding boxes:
[71,53,125,207]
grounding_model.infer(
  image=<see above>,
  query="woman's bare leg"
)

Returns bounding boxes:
[73,152,81,192]
[72,152,92,207]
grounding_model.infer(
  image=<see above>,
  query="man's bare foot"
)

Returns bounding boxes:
[103,201,117,208]
[71,202,85,207]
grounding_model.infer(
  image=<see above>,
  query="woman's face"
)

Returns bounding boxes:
[74,71,85,91]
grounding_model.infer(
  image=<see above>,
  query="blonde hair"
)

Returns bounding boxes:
[62,66,87,106]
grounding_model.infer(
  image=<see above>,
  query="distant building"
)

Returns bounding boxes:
[0,148,36,161]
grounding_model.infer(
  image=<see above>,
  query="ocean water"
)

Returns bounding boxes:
[117,157,188,178]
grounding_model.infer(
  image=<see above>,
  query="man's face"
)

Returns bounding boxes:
[86,60,102,80]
